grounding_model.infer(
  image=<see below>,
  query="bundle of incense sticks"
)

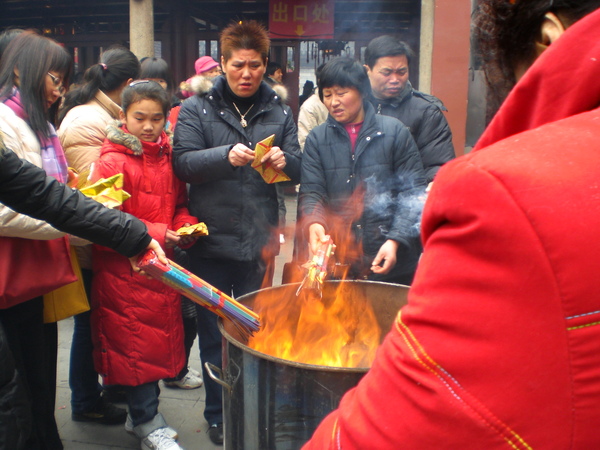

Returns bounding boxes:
[138,250,260,334]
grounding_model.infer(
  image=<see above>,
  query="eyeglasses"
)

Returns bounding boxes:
[47,72,65,95]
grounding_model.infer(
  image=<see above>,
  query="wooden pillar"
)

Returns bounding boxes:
[130,0,154,59]
[419,0,470,156]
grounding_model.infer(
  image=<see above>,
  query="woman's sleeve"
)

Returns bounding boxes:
[0,146,150,257]
[278,104,302,183]
[0,124,65,239]
[387,123,427,247]
[172,98,237,184]
[298,131,328,233]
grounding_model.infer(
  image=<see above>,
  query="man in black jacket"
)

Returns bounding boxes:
[364,36,455,183]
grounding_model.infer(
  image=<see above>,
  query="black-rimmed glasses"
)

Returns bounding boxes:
[47,72,65,95]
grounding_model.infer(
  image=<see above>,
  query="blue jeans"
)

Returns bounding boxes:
[69,269,103,414]
[189,257,269,426]
[125,381,167,437]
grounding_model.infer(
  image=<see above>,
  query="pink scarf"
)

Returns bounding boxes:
[3,88,68,183]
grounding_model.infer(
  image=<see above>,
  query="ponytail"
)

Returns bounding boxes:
[58,45,140,125]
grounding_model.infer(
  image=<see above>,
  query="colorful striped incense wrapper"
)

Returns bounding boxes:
[138,250,260,334]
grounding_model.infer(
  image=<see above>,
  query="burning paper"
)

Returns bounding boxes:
[296,236,335,298]
[251,134,290,184]
[80,173,130,209]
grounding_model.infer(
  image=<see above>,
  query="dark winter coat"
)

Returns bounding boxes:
[91,124,196,386]
[173,76,301,262]
[367,82,455,183]
[300,102,427,281]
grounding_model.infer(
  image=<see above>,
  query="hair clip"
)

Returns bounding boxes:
[129,79,151,87]
[100,63,107,70]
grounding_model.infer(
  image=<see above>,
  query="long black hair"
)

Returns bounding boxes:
[473,0,599,98]
[58,45,140,125]
[0,30,72,137]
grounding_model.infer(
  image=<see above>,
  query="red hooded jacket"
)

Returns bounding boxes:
[91,123,197,386]
[304,8,600,449]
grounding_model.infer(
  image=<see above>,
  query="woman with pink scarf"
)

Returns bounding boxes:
[0,30,73,449]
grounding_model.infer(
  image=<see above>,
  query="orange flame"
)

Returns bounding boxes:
[250,187,382,368]
[247,282,381,368]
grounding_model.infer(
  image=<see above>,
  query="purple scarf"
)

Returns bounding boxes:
[3,88,68,183]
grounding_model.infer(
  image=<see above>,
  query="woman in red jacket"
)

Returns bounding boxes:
[90,80,197,450]
[304,1,600,449]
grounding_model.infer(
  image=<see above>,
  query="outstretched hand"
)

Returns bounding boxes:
[129,239,167,276]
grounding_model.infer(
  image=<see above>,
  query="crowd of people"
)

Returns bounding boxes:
[4,0,598,448]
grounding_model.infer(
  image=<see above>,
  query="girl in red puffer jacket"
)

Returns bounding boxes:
[90,80,198,450]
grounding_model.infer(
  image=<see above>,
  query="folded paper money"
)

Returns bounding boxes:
[80,173,130,209]
[177,222,209,237]
[251,134,290,184]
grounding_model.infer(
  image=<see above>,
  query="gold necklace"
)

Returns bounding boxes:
[232,102,254,128]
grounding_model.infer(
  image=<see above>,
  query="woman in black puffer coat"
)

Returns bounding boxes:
[172,21,301,444]
[300,57,427,285]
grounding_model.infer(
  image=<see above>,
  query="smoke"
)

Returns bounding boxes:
[363,174,427,238]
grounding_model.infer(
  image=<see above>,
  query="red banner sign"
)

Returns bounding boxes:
[269,0,335,39]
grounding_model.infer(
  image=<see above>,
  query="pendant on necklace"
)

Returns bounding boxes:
[240,118,247,128]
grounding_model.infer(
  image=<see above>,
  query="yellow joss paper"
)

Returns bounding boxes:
[251,134,291,184]
[80,173,131,209]
[177,222,209,237]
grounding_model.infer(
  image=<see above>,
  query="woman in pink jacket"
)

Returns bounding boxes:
[304,1,600,449]
[58,45,140,426]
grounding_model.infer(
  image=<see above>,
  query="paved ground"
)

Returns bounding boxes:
[55,193,298,449]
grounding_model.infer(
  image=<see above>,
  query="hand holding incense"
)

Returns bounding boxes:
[296,236,335,299]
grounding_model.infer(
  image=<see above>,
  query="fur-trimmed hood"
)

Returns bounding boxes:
[101,120,172,193]
[182,75,289,103]
[104,120,173,154]
[179,75,215,98]
[105,120,143,155]
[270,83,288,103]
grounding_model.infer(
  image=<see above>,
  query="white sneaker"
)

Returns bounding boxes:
[141,427,182,450]
[187,367,201,378]
[163,370,203,390]
[125,415,179,441]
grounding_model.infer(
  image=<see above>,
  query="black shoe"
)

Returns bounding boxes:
[208,423,223,445]
[102,386,128,404]
[72,396,127,425]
